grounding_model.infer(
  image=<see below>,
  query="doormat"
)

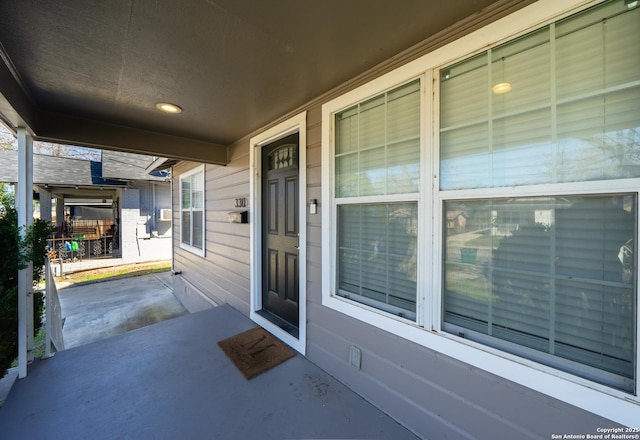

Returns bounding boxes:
[217,326,296,380]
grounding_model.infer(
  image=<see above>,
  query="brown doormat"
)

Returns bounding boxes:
[217,326,296,380]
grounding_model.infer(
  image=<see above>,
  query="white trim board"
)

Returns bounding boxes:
[249,111,307,355]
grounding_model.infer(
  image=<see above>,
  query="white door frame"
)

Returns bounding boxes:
[249,111,307,354]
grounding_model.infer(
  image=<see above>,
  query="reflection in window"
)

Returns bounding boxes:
[443,195,636,391]
[335,80,421,197]
[440,1,640,190]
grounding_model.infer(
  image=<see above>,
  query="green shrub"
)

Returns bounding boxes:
[0,190,54,377]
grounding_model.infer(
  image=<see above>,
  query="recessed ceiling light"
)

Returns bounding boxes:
[492,82,512,94]
[156,102,182,114]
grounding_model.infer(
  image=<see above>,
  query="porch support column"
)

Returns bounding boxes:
[56,196,65,236]
[17,127,34,378]
[39,188,52,223]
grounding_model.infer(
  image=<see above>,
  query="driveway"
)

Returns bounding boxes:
[58,271,187,349]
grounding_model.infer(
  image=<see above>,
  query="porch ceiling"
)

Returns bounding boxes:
[0,0,509,165]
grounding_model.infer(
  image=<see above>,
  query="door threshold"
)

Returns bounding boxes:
[256,309,299,339]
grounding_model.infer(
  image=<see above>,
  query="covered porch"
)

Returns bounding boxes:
[0,304,417,439]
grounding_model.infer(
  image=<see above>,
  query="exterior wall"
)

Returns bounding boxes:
[171,1,635,437]
[119,187,140,261]
[172,156,251,315]
[130,180,172,237]
[119,185,171,263]
[172,106,621,439]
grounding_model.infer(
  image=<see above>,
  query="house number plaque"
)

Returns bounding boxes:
[235,198,247,208]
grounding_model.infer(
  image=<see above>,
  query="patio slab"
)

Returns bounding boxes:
[58,271,187,349]
[0,305,418,440]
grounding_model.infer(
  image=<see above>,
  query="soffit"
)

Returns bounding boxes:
[0,0,513,161]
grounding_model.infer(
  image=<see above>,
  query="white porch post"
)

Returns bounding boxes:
[17,127,34,379]
[56,196,64,236]
[39,188,52,223]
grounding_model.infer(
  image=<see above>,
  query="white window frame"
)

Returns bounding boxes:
[179,164,205,257]
[321,0,639,426]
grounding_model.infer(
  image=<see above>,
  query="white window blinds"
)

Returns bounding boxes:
[440,1,640,190]
[336,80,421,197]
[440,0,638,392]
[338,203,418,319]
[334,79,421,319]
[180,169,204,251]
[443,195,636,391]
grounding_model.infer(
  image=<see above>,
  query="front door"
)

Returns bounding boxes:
[261,133,299,335]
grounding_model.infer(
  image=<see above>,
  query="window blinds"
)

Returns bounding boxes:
[334,79,421,318]
[440,1,640,190]
[338,203,418,318]
[443,196,635,390]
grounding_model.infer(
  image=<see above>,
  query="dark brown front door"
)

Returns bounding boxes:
[261,133,299,332]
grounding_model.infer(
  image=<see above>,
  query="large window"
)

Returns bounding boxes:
[323,0,639,401]
[439,0,638,392]
[440,0,640,190]
[180,165,205,255]
[443,195,635,391]
[333,80,421,319]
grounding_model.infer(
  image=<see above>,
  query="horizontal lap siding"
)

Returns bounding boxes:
[305,107,324,306]
[173,156,251,315]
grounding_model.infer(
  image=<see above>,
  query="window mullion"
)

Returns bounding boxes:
[487,49,494,187]
[549,203,557,356]
[550,23,558,184]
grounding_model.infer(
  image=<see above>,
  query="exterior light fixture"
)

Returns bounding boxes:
[492,82,512,94]
[155,102,182,114]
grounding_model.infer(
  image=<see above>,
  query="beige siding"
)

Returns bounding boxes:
[172,156,251,315]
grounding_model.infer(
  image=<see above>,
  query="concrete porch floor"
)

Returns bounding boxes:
[0,305,418,440]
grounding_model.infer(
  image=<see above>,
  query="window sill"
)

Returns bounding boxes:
[179,242,205,258]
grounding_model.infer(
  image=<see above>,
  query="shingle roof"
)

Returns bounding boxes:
[0,150,164,185]
[0,151,94,185]
[102,151,166,181]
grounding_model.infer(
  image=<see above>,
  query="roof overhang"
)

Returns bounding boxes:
[0,1,533,164]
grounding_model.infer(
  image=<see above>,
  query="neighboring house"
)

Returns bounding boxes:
[0,149,171,263]
[161,0,639,437]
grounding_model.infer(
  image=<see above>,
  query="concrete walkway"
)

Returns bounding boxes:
[58,271,187,348]
[0,305,418,440]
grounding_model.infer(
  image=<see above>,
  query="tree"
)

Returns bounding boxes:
[0,190,54,378]
[0,127,16,151]
[0,124,100,160]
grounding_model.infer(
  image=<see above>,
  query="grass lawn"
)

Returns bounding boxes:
[56,261,171,285]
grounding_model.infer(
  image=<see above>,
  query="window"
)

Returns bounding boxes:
[439,0,638,393]
[323,0,639,403]
[439,1,640,190]
[443,195,635,391]
[180,165,205,255]
[333,80,421,319]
